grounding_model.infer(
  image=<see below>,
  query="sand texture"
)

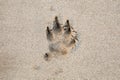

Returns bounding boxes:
[0,0,120,80]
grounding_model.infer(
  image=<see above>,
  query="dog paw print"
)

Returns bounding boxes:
[44,16,78,61]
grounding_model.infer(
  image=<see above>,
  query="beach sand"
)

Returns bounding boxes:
[0,0,120,80]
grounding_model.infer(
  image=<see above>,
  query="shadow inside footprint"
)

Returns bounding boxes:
[44,16,78,61]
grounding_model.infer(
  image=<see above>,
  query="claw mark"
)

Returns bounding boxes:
[44,53,52,61]
[46,26,54,41]
[64,20,71,35]
[44,16,78,61]
[53,16,62,33]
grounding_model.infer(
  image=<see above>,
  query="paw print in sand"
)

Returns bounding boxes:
[44,16,78,61]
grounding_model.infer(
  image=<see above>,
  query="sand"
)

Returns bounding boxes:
[0,0,120,80]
